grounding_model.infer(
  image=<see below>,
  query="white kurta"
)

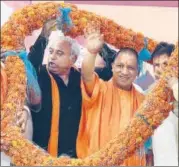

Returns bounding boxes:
[152,111,178,166]
[141,81,178,166]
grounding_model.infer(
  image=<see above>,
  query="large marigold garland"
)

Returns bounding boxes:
[1,2,157,52]
[1,2,178,166]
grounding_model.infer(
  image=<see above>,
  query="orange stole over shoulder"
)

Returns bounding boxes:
[47,70,60,157]
[47,66,80,157]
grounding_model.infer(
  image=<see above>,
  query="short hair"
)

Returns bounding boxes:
[113,47,140,72]
[151,42,175,60]
[48,34,80,58]
[114,47,139,64]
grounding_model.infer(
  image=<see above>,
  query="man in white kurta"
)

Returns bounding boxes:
[152,78,178,166]
[150,42,178,166]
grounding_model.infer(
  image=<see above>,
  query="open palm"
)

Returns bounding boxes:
[84,22,104,55]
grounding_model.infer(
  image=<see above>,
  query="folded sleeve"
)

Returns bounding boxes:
[81,73,105,109]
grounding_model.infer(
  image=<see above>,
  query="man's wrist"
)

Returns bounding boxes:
[40,28,50,39]
[87,50,98,57]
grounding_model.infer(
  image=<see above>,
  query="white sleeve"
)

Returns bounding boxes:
[152,118,178,166]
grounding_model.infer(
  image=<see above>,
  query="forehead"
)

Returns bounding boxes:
[114,52,138,66]
[48,40,71,50]
[153,54,169,64]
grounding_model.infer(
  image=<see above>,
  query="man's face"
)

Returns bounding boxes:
[112,53,138,90]
[153,54,169,80]
[48,40,75,75]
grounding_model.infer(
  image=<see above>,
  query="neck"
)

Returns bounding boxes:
[59,75,69,85]
[57,69,71,85]
[113,80,132,91]
[118,85,132,91]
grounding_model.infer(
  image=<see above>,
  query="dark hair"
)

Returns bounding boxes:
[113,47,139,66]
[113,47,140,73]
[151,42,175,60]
[113,47,139,64]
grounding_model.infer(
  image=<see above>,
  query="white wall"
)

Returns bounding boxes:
[75,4,178,43]
[1,2,178,44]
[1,2,13,26]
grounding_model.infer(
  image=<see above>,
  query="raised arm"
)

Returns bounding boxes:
[28,19,56,72]
[81,26,104,96]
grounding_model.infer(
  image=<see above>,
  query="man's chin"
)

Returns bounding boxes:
[48,67,59,74]
[117,81,132,90]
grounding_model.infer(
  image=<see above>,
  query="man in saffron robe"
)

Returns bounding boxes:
[78,27,147,165]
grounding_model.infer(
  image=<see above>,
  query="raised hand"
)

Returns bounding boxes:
[40,18,57,39]
[84,21,104,55]
[16,106,30,134]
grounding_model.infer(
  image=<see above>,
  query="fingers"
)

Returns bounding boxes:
[17,113,24,126]
[49,19,57,27]
[86,33,101,40]
[45,18,56,24]
[84,21,101,38]
[21,122,26,133]
[41,19,57,38]
[45,19,57,28]
[49,21,57,31]
[16,111,25,130]
[16,108,29,133]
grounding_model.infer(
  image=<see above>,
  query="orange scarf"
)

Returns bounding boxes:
[47,66,79,157]
[47,71,60,157]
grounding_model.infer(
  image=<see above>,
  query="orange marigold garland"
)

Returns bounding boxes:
[1,2,157,52]
[1,57,26,130]
[1,45,178,166]
[1,2,178,166]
